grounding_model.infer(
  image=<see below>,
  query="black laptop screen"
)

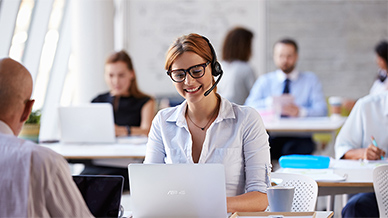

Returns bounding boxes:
[72,175,124,218]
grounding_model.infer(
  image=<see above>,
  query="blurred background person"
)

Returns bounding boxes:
[218,27,256,105]
[369,40,388,95]
[341,40,388,114]
[82,50,155,191]
[93,50,155,136]
[335,91,388,218]
[245,38,327,160]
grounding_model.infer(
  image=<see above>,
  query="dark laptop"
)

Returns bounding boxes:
[72,175,124,217]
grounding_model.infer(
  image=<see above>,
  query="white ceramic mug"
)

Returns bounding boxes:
[267,186,295,212]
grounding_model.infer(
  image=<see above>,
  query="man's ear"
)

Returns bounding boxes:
[20,99,35,123]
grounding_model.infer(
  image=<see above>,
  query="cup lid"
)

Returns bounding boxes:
[328,96,342,104]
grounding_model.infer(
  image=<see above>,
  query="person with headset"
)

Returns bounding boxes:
[144,33,271,212]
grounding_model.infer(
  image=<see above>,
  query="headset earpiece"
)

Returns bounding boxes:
[212,62,222,76]
[201,35,223,96]
[201,36,223,77]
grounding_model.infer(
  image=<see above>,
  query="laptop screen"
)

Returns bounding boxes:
[72,175,124,218]
[58,104,116,144]
[129,164,227,218]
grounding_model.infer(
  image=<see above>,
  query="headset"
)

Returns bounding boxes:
[201,36,223,96]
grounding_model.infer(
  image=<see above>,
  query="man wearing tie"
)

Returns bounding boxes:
[245,38,327,159]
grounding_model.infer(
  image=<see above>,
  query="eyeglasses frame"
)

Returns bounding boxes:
[166,61,210,83]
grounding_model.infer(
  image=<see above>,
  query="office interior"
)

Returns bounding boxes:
[1,0,387,216]
[1,0,387,141]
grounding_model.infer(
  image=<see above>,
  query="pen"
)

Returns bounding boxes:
[371,136,384,160]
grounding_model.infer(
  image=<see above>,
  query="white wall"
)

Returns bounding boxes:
[125,0,266,98]
[266,0,388,99]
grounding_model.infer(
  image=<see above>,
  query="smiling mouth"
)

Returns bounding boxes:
[184,85,202,93]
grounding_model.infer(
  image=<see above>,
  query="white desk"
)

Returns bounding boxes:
[123,211,334,218]
[263,116,346,133]
[277,159,388,212]
[40,136,147,159]
[262,116,347,156]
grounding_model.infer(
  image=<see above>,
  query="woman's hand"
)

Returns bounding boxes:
[364,144,385,160]
[115,125,129,136]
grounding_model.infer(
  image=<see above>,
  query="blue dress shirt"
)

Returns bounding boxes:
[144,97,271,197]
[245,70,327,117]
[335,91,388,159]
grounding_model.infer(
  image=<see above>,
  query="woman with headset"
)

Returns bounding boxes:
[144,33,271,212]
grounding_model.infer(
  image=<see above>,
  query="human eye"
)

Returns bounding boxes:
[172,70,186,81]
[190,66,204,77]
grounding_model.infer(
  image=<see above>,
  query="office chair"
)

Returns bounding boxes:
[373,164,388,217]
[271,172,318,212]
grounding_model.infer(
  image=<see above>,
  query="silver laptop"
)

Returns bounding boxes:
[58,103,116,144]
[128,164,228,218]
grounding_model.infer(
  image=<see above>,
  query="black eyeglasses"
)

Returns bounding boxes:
[167,62,210,83]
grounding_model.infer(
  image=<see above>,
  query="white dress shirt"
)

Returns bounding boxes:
[335,92,388,159]
[370,79,388,95]
[245,69,327,117]
[0,120,93,217]
[144,97,271,197]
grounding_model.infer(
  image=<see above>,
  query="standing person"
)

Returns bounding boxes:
[0,58,93,217]
[81,50,155,191]
[335,91,388,218]
[218,27,256,105]
[245,38,327,159]
[370,40,388,95]
[144,33,271,213]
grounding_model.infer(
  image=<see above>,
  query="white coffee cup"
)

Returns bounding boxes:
[267,186,295,212]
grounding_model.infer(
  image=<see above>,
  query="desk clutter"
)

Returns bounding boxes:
[278,155,388,182]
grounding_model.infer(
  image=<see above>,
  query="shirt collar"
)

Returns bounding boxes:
[0,120,14,135]
[166,96,236,127]
[275,69,299,82]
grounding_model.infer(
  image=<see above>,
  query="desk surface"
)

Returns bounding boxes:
[263,116,346,132]
[40,136,147,159]
[123,211,334,218]
[275,159,388,196]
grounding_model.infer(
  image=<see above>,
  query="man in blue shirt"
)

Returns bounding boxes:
[245,38,327,159]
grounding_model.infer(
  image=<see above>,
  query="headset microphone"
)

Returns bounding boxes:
[204,72,222,96]
[202,36,223,97]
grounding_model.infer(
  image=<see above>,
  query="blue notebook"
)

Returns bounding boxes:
[279,155,330,169]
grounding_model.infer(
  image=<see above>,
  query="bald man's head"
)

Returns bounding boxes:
[0,58,34,134]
